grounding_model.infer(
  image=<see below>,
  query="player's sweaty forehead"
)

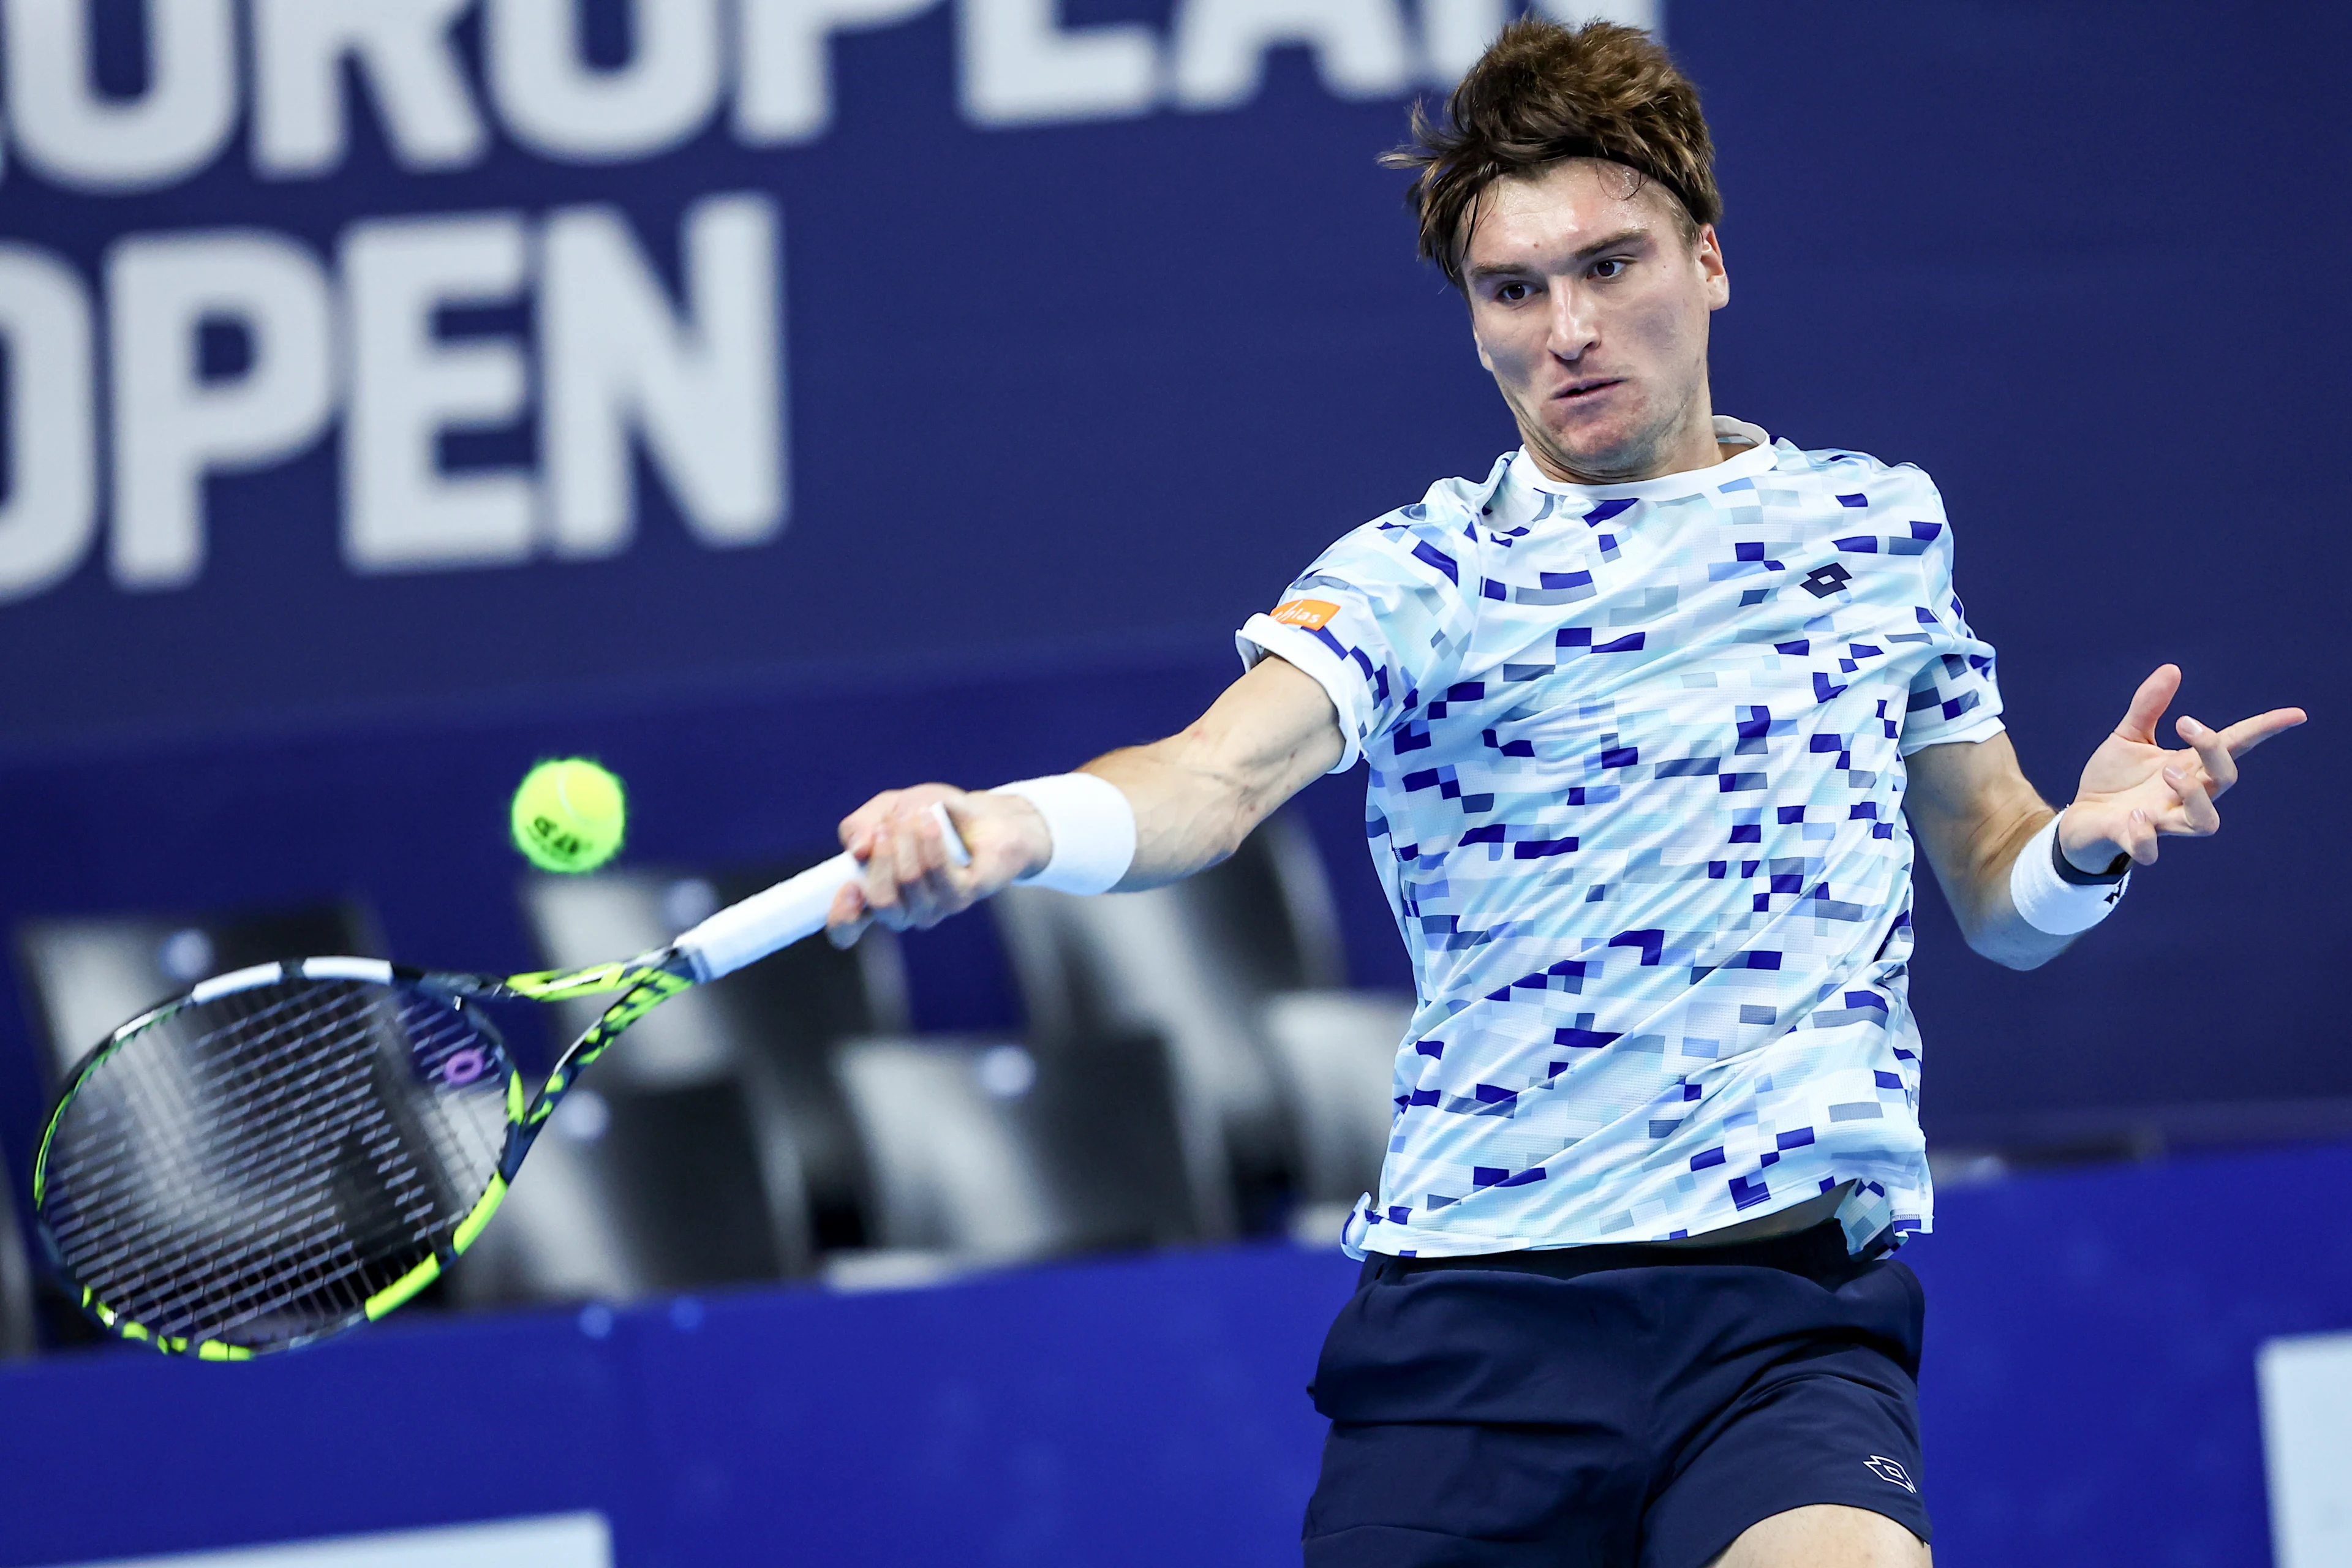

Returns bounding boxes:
[1460,158,1687,279]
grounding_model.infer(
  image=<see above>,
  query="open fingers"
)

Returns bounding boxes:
[2211,706,2309,761]
[2162,764,2220,835]
[2173,717,2238,796]
[2114,664,2182,745]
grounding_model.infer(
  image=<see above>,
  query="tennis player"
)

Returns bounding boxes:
[826,20,2304,1566]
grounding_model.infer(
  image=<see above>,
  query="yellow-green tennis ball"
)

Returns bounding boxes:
[511,759,627,874]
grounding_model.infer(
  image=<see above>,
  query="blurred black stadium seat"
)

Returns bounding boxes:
[992,809,1409,1242]
[0,1161,35,1359]
[16,902,383,1088]
[829,1030,1194,1286]
[1259,989,1415,1240]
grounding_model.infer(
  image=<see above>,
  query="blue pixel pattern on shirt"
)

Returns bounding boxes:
[1237,422,2003,1257]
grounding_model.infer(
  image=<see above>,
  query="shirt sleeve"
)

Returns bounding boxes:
[1897,485,2005,756]
[1236,518,1480,773]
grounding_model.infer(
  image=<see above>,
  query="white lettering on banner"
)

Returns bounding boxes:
[1421,0,1512,84]
[108,233,336,591]
[0,2,1672,186]
[252,0,489,178]
[341,214,533,573]
[486,0,725,163]
[961,0,1160,127]
[736,0,944,145]
[4,0,238,193]
[540,197,786,557]
[47,200,782,593]
[0,248,97,602]
[1170,0,1415,111]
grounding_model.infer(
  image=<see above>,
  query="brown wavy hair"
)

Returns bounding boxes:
[1384,17,1720,289]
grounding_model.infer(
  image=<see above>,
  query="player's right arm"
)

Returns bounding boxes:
[823,655,1344,941]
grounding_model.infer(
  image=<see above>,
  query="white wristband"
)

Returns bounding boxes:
[992,774,1137,896]
[2009,810,2131,936]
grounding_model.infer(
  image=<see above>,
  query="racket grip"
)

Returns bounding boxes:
[674,802,970,982]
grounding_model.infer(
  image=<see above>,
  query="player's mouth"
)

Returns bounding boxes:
[1553,377,1624,403]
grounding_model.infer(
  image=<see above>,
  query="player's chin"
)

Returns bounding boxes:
[1542,402,1654,469]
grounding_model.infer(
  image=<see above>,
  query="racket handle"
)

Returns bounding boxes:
[675,802,971,982]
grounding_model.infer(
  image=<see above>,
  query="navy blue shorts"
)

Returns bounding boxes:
[1303,1222,1930,1568]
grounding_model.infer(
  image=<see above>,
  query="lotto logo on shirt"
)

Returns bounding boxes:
[1270,598,1341,630]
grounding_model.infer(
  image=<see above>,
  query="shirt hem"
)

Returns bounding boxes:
[1899,708,2006,757]
[1236,615,1366,772]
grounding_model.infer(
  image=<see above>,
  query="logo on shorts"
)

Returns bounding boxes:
[1269,598,1340,630]
[1863,1455,1916,1493]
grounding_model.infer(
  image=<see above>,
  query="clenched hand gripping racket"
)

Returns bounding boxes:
[31,806,967,1359]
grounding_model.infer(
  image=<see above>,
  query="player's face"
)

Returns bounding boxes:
[1461,159,1730,485]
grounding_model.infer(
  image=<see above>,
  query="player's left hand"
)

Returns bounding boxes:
[2060,664,2306,870]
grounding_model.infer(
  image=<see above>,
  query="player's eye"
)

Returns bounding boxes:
[1496,281,1533,303]
[1591,258,1630,281]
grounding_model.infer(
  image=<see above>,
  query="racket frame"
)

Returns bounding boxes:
[32,949,693,1359]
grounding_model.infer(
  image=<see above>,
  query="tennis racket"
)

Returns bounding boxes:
[31,805,967,1360]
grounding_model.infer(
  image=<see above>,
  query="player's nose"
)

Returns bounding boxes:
[1546,284,1600,358]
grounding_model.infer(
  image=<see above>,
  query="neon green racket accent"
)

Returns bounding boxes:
[365,1254,444,1321]
[453,1174,508,1253]
[503,960,663,1001]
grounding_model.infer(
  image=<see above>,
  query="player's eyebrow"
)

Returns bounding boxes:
[1465,227,1653,282]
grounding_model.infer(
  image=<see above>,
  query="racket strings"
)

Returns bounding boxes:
[49,987,402,1335]
[64,991,413,1280]
[42,979,509,1349]
[60,989,492,1340]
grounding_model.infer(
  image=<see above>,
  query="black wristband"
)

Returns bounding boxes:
[2051,820,2130,886]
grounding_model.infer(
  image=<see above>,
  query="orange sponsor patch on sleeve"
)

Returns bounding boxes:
[1269,598,1340,630]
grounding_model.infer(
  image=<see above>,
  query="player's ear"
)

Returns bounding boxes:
[1697,224,1729,311]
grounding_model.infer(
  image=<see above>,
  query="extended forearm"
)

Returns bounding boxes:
[1905,734,2077,970]
[829,655,1343,935]
[1081,739,1263,889]
[1087,710,1340,889]
[1908,730,2152,970]
[1077,655,1344,889]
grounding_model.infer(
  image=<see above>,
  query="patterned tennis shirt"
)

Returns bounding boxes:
[1237,418,2003,1257]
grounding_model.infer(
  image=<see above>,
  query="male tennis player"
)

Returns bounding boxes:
[825,20,2303,1567]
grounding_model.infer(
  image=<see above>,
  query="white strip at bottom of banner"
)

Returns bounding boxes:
[2260,1331,2352,1568]
[43,1512,611,1568]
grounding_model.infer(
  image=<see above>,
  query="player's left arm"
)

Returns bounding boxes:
[1903,663,2306,970]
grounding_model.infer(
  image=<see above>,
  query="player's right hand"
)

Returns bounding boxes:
[826,785,1052,944]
